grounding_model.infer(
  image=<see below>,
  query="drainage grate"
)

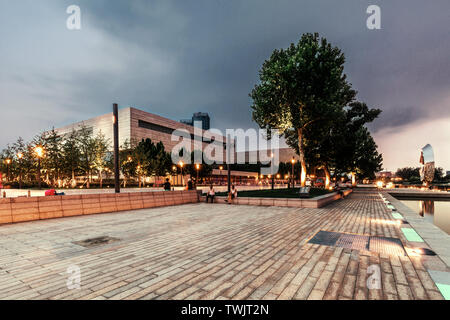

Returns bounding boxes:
[308,231,406,256]
[74,236,120,248]
[308,230,342,247]
[369,236,406,256]
[336,234,369,251]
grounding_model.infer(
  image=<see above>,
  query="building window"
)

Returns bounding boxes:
[138,120,173,135]
[138,119,223,145]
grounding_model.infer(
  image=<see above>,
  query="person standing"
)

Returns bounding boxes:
[163,178,171,191]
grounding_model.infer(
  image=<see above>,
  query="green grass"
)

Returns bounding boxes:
[214,188,333,199]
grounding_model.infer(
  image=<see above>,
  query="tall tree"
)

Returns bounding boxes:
[395,167,420,182]
[92,131,110,188]
[77,124,96,188]
[332,102,383,183]
[119,139,137,188]
[251,33,355,186]
[62,129,81,187]
[351,127,383,180]
[42,128,63,186]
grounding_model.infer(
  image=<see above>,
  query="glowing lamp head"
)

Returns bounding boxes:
[5,159,11,165]
[376,181,383,188]
[179,161,184,168]
[291,158,295,164]
[219,166,223,170]
[35,146,44,158]
[17,152,23,159]
[196,164,200,170]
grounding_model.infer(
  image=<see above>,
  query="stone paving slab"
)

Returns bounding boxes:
[0,192,446,300]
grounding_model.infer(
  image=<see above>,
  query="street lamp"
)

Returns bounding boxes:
[5,159,11,183]
[196,164,200,188]
[35,146,44,189]
[219,166,223,185]
[270,153,275,190]
[172,165,177,186]
[17,152,23,189]
[179,161,184,186]
[291,158,296,188]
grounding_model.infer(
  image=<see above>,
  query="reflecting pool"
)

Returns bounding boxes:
[401,200,450,235]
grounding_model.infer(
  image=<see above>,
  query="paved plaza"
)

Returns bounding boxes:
[0,192,447,300]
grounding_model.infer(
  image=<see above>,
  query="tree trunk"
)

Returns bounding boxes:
[297,128,307,187]
[324,166,331,189]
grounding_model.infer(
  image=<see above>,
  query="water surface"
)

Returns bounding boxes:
[401,200,450,235]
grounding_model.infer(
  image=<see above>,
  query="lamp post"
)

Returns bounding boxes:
[17,153,23,189]
[172,165,177,186]
[219,166,223,186]
[5,159,11,183]
[35,146,44,189]
[196,164,200,188]
[270,153,275,190]
[179,161,184,187]
[113,103,120,193]
[291,157,296,188]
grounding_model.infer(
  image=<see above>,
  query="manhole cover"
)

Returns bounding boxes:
[74,236,120,248]
[308,231,406,256]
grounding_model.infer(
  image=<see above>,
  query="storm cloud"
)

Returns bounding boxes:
[1,0,449,170]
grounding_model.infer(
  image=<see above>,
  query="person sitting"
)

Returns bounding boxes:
[206,186,215,203]
[226,185,238,204]
[163,178,171,191]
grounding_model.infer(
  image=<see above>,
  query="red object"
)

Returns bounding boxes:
[45,189,56,196]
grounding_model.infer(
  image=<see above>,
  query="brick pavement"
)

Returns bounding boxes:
[0,192,446,300]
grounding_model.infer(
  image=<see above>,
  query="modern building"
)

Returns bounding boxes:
[180,112,210,130]
[55,107,297,174]
[54,107,225,158]
[52,106,299,186]
[53,107,297,163]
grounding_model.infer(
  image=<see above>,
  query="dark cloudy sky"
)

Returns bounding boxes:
[1,0,449,171]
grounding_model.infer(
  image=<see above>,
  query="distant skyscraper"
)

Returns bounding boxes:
[180,112,210,130]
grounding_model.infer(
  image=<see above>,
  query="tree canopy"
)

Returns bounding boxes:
[251,33,383,186]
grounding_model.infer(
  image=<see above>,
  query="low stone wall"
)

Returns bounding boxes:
[201,189,352,208]
[388,190,450,200]
[0,190,200,225]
